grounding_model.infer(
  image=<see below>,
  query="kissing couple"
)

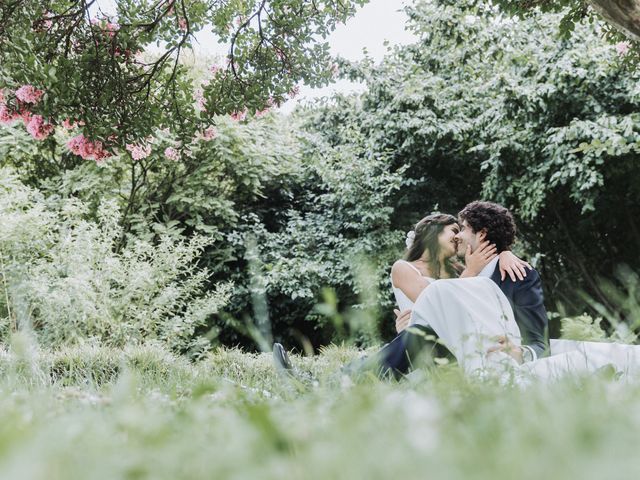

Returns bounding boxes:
[275,201,640,382]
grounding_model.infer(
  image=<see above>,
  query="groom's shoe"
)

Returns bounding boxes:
[273,343,293,371]
[272,343,319,390]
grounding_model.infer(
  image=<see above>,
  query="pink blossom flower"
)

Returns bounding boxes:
[230,109,247,122]
[89,140,110,163]
[104,22,119,37]
[61,118,78,130]
[18,109,33,125]
[93,150,111,164]
[0,104,18,124]
[26,115,54,140]
[265,96,282,108]
[255,107,270,118]
[42,11,54,29]
[616,41,631,56]
[194,89,206,111]
[67,134,110,162]
[15,85,44,104]
[330,63,339,77]
[164,147,179,161]
[91,18,119,38]
[126,142,152,160]
[67,134,94,158]
[201,126,218,141]
[210,64,222,75]
[178,17,187,31]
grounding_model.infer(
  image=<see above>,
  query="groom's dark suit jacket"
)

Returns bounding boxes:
[375,264,550,377]
[490,264,549,358]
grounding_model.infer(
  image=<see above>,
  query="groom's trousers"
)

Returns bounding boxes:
[349,325,453,379]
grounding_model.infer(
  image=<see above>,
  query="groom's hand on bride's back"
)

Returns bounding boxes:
[394,309,411,333]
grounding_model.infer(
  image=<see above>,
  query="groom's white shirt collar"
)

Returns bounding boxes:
[478,256,499,278]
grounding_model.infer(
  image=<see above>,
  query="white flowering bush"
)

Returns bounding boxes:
[0,168,231,354]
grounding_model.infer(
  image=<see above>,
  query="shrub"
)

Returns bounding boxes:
[0,168,231,355]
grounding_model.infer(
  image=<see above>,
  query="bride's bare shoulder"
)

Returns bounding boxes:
[391,259,409,271]
[391,260,415,281]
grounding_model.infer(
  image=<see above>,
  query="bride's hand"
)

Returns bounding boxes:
[487,335,524,364]
[394,309,411,333]
[461,240,497,277]
[498,250,532,282]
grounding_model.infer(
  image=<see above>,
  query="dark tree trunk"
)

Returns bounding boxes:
[588,0,640,42]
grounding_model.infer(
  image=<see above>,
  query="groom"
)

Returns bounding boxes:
[376,200,549,377]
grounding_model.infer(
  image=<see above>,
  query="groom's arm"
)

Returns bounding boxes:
[511,268,549,358]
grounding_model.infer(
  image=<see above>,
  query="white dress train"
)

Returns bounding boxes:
[410,277,523,377]
[407,277,640,381]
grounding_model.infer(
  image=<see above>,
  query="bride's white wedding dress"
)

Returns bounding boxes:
[392,264,640,381]
[392,262,523,376]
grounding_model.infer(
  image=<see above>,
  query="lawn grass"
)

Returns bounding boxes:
[0,337,639,479]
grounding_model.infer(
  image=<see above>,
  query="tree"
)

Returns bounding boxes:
[0,0,367,160]
[491,1,640,46]
[0,0,368,245]
[588,1,640,41]
[306,0,640,333]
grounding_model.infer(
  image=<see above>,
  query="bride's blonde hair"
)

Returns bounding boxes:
[404,213,458,279]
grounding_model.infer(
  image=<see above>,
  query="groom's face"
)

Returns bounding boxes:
[454,220,486,257]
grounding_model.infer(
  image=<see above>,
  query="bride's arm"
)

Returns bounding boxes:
[498,250,532,282]
[391,261,431,303]
[394,309,411,333]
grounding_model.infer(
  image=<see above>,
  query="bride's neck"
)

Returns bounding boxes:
[417,256,448,278]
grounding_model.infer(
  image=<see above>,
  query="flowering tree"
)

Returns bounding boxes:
[0,0,366,161]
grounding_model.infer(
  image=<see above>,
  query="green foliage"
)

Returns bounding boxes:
[0,168,231,355]
[560,313,607,341]
[303,0,640,327]
[0,343,640,478]
[5,0,640,352]
[252,127,405,346]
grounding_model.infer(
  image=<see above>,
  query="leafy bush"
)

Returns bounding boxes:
[0,168,231,355]
[560,314,608,342]
[248,128,406,347]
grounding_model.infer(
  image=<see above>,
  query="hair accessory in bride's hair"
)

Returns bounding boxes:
[405,230,415,249]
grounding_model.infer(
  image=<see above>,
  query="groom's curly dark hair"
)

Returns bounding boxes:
[458,201,516,253]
